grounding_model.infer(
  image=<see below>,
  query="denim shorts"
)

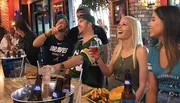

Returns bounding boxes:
[157,90,180,103]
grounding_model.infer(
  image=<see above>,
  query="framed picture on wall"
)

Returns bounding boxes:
[111,0,129,26]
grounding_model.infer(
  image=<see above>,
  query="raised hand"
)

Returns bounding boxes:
[89,46,101,61]
[45,27,59,36]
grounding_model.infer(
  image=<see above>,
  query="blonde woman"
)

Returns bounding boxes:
[89,16,148,102]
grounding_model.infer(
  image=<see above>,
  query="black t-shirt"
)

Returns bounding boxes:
[66,25,109,45]
[42,35,74,65]
[18,31,39,66]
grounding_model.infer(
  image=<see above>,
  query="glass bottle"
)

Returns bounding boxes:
[38,53,44,68]
[52,77,64,99]
[62,74,71,103]
[62,74,71,96]
[17,50,21,57]
[28,74,43,101]
[12,51,16,57]
[6,51,10,58]
[122,69,136,103]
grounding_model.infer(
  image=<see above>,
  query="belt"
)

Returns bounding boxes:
[160,90,180,97]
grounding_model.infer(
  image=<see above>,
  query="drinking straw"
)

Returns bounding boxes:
[37,60,40,74]
[75,68,83,103]
[79,68,83,82]
[19,56,25,77]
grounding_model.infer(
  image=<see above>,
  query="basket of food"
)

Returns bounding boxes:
[81,86,124,103]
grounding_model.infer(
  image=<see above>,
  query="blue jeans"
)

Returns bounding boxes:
[157,90,180,103]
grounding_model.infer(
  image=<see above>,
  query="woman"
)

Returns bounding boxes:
[14,19,39,66]
[89,16,148,102]
[0,27,7,54]
[146,6,180,103]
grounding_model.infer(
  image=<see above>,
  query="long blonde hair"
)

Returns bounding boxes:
[112,16,143,69]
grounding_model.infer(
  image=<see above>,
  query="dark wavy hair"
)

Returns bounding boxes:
[0,26,7,42]
[14,19,31,33]
[155,6,180,73]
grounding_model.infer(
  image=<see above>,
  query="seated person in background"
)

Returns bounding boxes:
[53,14,104,88]
[1,34,16,52]
[11,32,20,48]
[0,31,9,51]
[0,27,7,54]
[89,16,148,102]
[146,6,180,103]
[14,19,39,66]
[33,14,74,65]
[66,6,109,64]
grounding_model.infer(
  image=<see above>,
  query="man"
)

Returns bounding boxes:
[66,6,109,64]
[33,14,74,65]
[14,19,39,66]
[54,14,104,88]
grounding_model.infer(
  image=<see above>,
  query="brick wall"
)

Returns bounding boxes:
[0,0,10,31]
[109,0,153,53]
[129,1,153,47]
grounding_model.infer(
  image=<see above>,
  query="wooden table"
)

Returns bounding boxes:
[0,60,91,103]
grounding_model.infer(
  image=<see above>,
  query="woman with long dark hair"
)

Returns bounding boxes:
[146,6,180,103]
[14,19,39,66]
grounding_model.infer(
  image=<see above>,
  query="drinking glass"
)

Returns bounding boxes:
[39,65,53,84]
[22,77,33,100]
[89,41,99,66]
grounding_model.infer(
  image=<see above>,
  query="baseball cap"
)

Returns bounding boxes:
[80,14,95,24]
[76,6,91,15]
[56,14,68,24]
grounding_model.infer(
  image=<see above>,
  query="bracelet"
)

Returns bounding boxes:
[95,56,100,61]
[44,33,48,37]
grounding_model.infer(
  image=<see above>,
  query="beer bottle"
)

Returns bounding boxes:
[38,53,44,68]
[17,50,21,57]
[28,74,43,101]
[62,74,71,96]
[12,51,16,57]
[122,69,136,103]
[52,77,64,99]
[6,51,10,58]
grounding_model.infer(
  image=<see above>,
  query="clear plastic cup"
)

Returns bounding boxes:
[39,66,51,84]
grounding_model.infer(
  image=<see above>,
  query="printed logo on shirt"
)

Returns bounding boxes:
[49,45,69,58]
[50,46,68,53]
[73,49,80,56]
[94,37,102,46]
[71,49,82,71]
[158,74,180,88]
